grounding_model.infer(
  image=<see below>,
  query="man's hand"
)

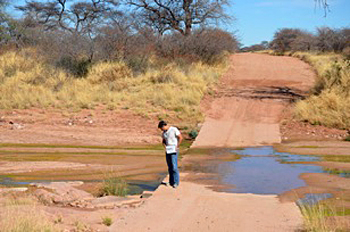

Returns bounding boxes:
[176,133,183,149]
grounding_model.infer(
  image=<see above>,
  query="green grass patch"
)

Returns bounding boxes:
[322,155,350,163]
[99,174,129,197]
[102,216,113,226]
[295,146,320,149]
[323,168,350,177]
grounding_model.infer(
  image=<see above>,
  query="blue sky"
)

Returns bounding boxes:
[8,0,350,46]
[227,0,350,46]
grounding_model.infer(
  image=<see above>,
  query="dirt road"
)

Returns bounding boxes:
[192,53,315,147]
[112,176,302,232]
[110,53,316,232]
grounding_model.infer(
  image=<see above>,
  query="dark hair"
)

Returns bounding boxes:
[158,120,167,128]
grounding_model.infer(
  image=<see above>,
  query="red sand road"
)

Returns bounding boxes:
[192,53,315,148]
[110,54,316,232]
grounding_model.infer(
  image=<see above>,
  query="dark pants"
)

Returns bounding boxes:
[166,152,180,186]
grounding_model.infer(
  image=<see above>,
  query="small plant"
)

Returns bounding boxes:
[299,201,349,232]
[189,129,199,140]
[54,215,63,224]
[74,221,90,232]
[99,172,129,197]
[344,135,350,142]
[102,216,113,226]
[300,203,330,232]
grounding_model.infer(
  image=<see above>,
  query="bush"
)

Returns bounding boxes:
[87,61,133,84]
[189,129,199,139]
[156,28,238,64]
[294,52,350,129]
[102,216,113,226]
[270,26,350,54]
[343,47,350,60]
[99,174,129,197]
[55,56,91,77]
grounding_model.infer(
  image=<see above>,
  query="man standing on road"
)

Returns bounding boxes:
[158,120,183,188]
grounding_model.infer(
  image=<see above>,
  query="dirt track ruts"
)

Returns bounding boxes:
[192,53,315,148]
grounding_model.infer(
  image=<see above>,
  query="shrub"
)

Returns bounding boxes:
[299,201,349,232]
[99,173,129,197]
[189,129,199,139]
[55,56,91,77]
[343,47,350,60]
[87,61,133,84]
[156,28,238,64]
[102,216,113,226]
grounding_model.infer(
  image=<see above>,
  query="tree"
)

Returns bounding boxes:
[126,0,231,36]
[240,41,269,52]
[290,31,316,51]
[15,0,125,73]
[0,0,15,45]
[315,0,329,16]
[270,28,304,52]
[16,0,121,35]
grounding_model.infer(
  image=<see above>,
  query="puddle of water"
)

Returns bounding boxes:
[0,176,163,195]
[217,146,324,194]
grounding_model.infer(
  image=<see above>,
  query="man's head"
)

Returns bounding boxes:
[158,120,169,131]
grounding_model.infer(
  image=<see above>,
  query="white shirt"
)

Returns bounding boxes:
[162,126,181,154]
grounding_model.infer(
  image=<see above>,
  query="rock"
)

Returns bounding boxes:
[34,189,63,204]
[91,196,143,209]
[31,182,94,206]
[0,187,28,193]
[9,121,24,130]
[69,199,94,208]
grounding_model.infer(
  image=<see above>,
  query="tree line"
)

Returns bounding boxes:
[0,0,238,76]
[241,27,350,57]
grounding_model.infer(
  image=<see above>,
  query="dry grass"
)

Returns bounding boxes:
[300,203,334,232]
[299,201,350,232]
[0,196,59,232]
[98,170,129,197]
[291,52,350,129]
[0,49,228,125]
[259,50,350,129]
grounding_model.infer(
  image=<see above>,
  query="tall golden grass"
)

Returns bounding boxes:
[0,49,228,125]
[259,50,350,129]
[291,52,350,129]
[299,201,350,232]
[0,196,58,232]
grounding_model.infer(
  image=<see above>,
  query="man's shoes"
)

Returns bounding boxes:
[172,184,179,189]
[161,181,170,186]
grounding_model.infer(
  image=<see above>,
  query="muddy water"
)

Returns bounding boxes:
[218,146,324,194]
[1,145,347,198]
[0,176,163,195]
[185,146,348,201]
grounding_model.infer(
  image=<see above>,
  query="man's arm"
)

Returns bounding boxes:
[176,133,183,149]
[162,138,167,148]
